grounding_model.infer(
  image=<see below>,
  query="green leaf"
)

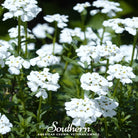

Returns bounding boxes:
[63,56,79,66]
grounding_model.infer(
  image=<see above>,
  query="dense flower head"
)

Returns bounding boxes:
[103,17,138,35]
[73,2,91,13]
[5,55,30,75]
[60,27,84,44]
[107,64,136,84]
[32,23,54,39]
[43,14,68,28]
[0,113,13,135]
[27,68,60,99]
[65,95,102,127]
[0,40,11,68]
[91,0,122,17]
[95,96,119,117]
[2,0,42,22]
[80,72,112,95]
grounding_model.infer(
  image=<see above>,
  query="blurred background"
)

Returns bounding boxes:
[0,0,138,41]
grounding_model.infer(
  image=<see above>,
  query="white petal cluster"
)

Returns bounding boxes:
[107,64,136,84]
[73,2,91,13]
[91,0,122,17]
[27,68,60,99]
[65,96,102,127]
[103,17,138,35]
[8,26,34,39]
[32,23,54,39]
[80,72,112,95]
[95,96,119,117]
[60,28,84,44]
[0,40,11,68]
[43,14,68,28]
[0,113,13,135]
[2,0,42,22]
[30,46,60,68]
[5,55,30,75]
[76,45,100,66]
[37,43,63,55]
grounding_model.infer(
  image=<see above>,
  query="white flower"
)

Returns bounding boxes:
[27,68,60,98]
[73,2,91,13]
[2,0,42,22]
[80,72,112,95]
[107,64,136,85]
[35,88,48,99]
[95,96,119,117]
[91,0,122,17]
[32,23,54,39]
[0,40,11,67]
[0,113,13,135]
[65,95,102,127]
[43,14,68,29]
[5,55,30,75]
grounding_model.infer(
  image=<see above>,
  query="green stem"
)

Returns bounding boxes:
[100,27,105,45]
[130,33,138,66]
[24,21,28,58]
[37,96,42,123]
[113,79,120,97]
[91,91,95,99]
[52,22,57,55]
[48,91,52,105]
[105,59,109,78]
[104,118,108,138]
[0,134,3,138]
[18,16,21,55]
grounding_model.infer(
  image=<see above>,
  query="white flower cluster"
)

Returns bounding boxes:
[27,68,60,99]
[0,40,11,68]
[80,72,112,95]
[0,113,13,135]
[44,14,68,28]
[107,64,136,84]
[103,17,138,35]
[95,96,119,117]
[2,0,42,22]
[5,55,30,75]
[73,2,91,13]
[32,23,54,39]
[65,96,102,127]
[65,95,119,127]
[30,45,61,68]
[90,0,122,17]
[76,41,123,67]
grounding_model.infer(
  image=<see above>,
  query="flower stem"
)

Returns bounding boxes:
[52,22,57,55]
[113,79,120,97]
[48,91,52,105]
[100,27,105,45]
[104,118,108,138]
[0,134,3,138]
[37,96,42,123]
[24,21,28,58]
[130,33,138,66]
[18,16,21,55]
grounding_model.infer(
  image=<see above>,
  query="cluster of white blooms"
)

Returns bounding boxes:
[0,40,11,68]
[107,64,136,84]
[30,46,60,68]
[65,95,102,127]
[43,14,68,28]
[2,0,42,22]
[60,28,84,44]
[90,0,122,17]
[103,17,138,35]
[5,55,30,75]
[73,2,91,13]
[32,23,54,39]
[37,43,63,55]
[80,72,112,95]
[27,68,60,99]
[0,113,13,135]
[95,96,119,117]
